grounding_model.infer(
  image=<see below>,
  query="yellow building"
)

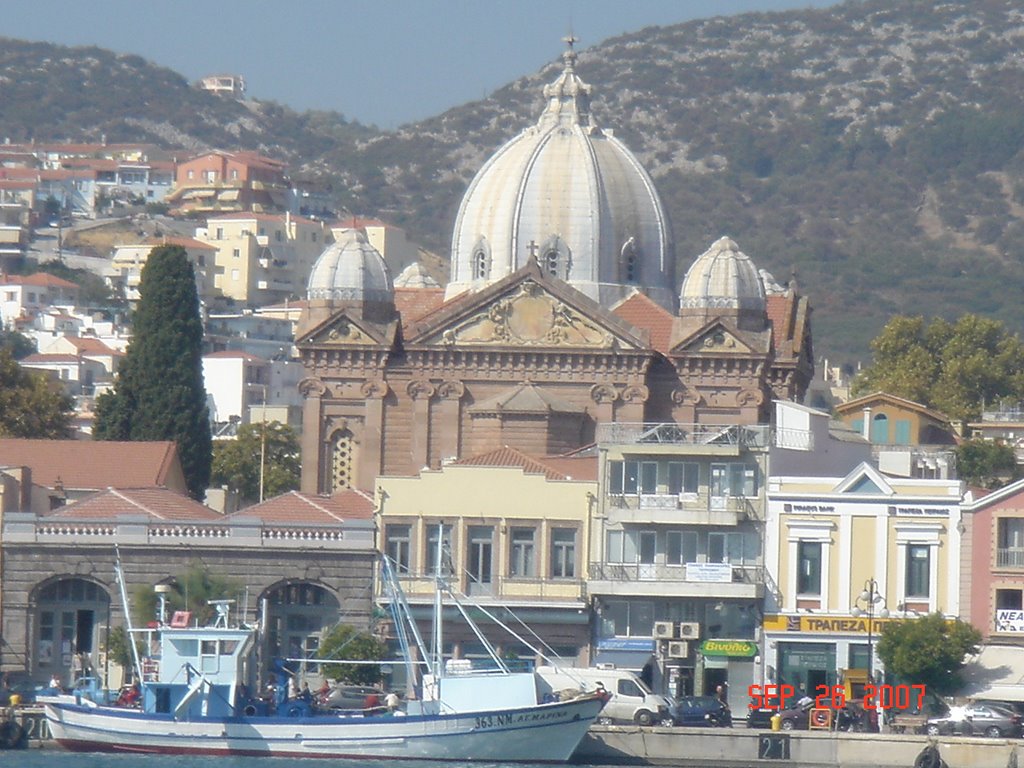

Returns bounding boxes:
[109,237,216,306]
[376,446,596,667]
[764,462,963,691]
[197,213,330,306]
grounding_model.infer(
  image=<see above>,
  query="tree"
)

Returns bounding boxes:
[853,314,1024,422]
[0,348,74,438]
[956,439,1019,489]
[211,421,301,505]
[0,329,36,360]
[133,563,242,628]
[316,625,386,685]
[876,613,981,694]
[94,245,212,499]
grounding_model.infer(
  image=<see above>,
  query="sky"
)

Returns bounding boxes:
[4,0,841,129]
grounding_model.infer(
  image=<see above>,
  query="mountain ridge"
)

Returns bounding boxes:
[3,0,1024,363]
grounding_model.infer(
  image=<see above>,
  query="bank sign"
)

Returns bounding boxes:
[996,610,1024,633]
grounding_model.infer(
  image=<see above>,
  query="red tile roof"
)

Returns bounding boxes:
[394,287,446,326]
[612,292,674,354]
[20,353,81,364]
[45,487,222,522]
[451,446,597,482]
[0,273,79,289]
[62,336,117,355]
[0,439,181,490]
[232,489,374,524]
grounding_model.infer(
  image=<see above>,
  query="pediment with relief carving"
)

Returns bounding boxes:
[673,324,753,355]
[420,281,636,349]
[299,313,379,346]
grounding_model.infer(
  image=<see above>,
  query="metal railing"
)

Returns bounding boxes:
[597,422,772,448]
[608,492,763,520]
[388,569,586,600]
[997,548,1024,568]
[588,561,764,585]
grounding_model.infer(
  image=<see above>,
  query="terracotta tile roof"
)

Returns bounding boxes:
[451,446,596,482]
[60,158,118,171]
[0,180,36,190]
[232,489,374,524]
[394,287,446,326]
[612,292,674,354]
[0,439,180,489]
[45,487,222,522]
[0,273,79,289]
[63,337,117,355]
[20,353,81,364]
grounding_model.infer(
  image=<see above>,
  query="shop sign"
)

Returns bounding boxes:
[685,562,732,583]
[763,615,891,634]
[701,639,757,658]
[597,637,656,652]
[996,610,1024,632]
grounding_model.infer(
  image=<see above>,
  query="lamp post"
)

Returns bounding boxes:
[851,578,889,683]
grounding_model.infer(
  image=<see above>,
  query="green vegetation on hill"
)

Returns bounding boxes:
[6,0,1024,362]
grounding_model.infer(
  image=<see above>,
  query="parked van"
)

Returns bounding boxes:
[535,666,673,726]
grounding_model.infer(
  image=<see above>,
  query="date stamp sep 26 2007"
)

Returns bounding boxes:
[748,684,927,711]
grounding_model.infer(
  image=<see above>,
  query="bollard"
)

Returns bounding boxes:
[771,713,782,732]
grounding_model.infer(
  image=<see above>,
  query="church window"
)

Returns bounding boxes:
[620,237,640,284]
[330,429,356,492]
[473,250,488,279]
[544,250,559,277]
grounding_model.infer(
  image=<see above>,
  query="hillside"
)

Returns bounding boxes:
[4,0,1024,363]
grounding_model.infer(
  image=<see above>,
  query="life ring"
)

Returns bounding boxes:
[243,704,257,717]
[809,707,832,729]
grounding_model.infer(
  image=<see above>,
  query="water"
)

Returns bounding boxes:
[13,753,573,768]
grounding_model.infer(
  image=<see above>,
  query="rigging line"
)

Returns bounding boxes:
[458,599,559,666]
[444,587,509,673]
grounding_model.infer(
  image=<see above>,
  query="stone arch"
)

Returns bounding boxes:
[471,237,491,280]
[260,581,341,679]
[29,575,112,683]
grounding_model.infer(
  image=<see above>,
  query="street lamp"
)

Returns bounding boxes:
[851,578,889,683]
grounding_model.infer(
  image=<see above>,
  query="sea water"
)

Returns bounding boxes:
[11,754,577,768]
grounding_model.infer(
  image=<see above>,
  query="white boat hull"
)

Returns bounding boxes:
[45,695,604,762]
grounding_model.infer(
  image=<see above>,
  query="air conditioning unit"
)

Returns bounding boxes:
[652,621,677,640]
[677,621,700,639]
[667,641,690,659]
[596,662,617,670]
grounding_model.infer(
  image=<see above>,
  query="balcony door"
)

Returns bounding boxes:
[467,526,494,595]
[638,531,657,580]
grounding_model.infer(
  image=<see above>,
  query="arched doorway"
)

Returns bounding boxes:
[262,582,340,684]
[31,577,111,685]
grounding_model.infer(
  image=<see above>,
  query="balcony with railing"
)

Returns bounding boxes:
[588,561,764,599]
[997,547,1024,568]
[597,422,772,450]
[387,569,586,605]
[607,492,760,525]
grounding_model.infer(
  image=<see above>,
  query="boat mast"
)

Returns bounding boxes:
[432,523,444,679]
[113,545,144,683]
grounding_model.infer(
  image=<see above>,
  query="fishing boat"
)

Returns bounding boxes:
[43,554,604,761]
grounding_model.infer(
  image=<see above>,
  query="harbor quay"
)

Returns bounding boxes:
[577,726,1023,768]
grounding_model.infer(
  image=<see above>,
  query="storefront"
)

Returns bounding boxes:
[763,614,882,692]
[699,639,758,711]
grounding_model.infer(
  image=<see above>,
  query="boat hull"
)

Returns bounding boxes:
[45,696,604,762]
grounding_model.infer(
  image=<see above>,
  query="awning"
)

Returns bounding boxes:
[591,650,655,672]
[218,188,240,202]
[961,645,1024,701]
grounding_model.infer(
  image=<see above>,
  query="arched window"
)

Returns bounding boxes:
[870,413,889,445]
[620,237,640,284]
[331,429,356,492]
[33,577,110,680]
[263,583,340,673]
[473,250,488,279]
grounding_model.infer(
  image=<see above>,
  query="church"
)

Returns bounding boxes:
[296,41,813,495]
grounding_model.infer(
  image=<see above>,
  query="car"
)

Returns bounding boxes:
[670,695,731,727]
[925,703,1022,738]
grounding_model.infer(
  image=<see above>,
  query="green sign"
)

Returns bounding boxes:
[701,639,758,658]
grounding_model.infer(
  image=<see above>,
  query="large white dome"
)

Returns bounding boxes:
[448,41,674,310]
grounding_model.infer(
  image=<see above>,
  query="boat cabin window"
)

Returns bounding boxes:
[220,640,238,655]
[201,640,219,673]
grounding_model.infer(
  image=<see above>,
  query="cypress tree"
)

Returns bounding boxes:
[95,245,212,499]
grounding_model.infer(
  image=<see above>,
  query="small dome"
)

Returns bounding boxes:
[393,262,441,289]
[679,237,766,312]
[307,228,393,303]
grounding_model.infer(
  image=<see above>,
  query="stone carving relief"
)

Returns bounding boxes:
[435,282,613,348]
[590,384,619,405]
[671,386,702,407]
[621,384,649,404]
[322,416,353,441]
[437,380,465,401]
[736,388,765,407]
[406,379,436,400]
[360,380,389,399]
[298,377,327,399]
